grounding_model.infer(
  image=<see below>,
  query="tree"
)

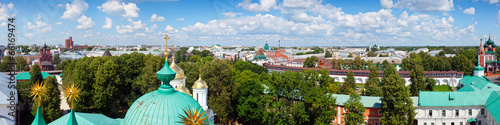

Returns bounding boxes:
[16,56,29,71]
[0,56,14,72]
[31,76,61,123]
[367,51,377,57]
[139,48,147,51]
[93,60,121,116]
[401,58,410,71]
[364,66,381,96]
[200,50,213,57]
[380,65,415,125]
[348,53,353,57]
[190,55,201,63]
[425,77,436,91]
[202,59,234,123]
[177,62,199,91]
[53,54,61,65]
[325,51,332,58]
[86,46,93,51]
[234,70,264,124]
[343,90,365,125]
[339,71,355,94]
[30,64,43,83]
[303,56,318,68]
[410,65,425,96]
[234,60,267,74]
[133,56,163,95]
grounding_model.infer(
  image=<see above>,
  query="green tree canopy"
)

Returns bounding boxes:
[31,76,61,123]
[339,70,355,94]
[16,56,29,71]
[202,59,234,123]
[364,66,381,96]
[380,65,415,125]
[343,90,365,125]
[53,54,61,65]
[410,65,425,96]
[30,64,43,83]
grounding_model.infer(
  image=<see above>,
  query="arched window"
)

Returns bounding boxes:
[196,93,199,101]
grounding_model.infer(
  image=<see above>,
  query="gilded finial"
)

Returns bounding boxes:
[178,106,209,125]
[63,82,81,109]
[30,81,46,107]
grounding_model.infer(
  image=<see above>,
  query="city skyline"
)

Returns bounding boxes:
[1,0,500,46]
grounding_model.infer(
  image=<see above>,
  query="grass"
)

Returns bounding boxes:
[434,85,453,92]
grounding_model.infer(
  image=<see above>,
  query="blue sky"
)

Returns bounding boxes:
[1,0,500,47]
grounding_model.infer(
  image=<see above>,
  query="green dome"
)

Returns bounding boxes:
[474,63,484,71]
[254,54,267,60]
[487,37,494,44]
[122,59,207,124]
[264,42,269,50]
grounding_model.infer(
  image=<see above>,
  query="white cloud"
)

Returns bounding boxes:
[145,24,158,32]
[380,0,394,8]
[24,33,34,37]
[102,17,112,29]
[237,0,277,12]
[165,25,179,33]
[495,10,500,25]
[116,19,146,34]
[222,12,242,18]
[394,0,454,12]
[61,0,89,20]
[282,0,320,8]
[150,13,165,22]
[177,18,184,21]
[27,15,52,33]
[98,1,140,18]
[7,2,13,10]
[0,2,15,23]
[58,4,64,8]
[76,15,94,29]
[463,7,475,15]
[55,22,62,25]
[485,0,499,4]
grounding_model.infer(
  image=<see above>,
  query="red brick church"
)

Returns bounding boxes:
[478,36,499,76]
[38,44,54,71]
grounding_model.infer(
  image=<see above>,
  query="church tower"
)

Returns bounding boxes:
[169,46,187,89]
[192,73,208,110]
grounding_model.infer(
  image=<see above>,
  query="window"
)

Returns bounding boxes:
[442,123,446,125]
[374,121,378,125]
[451,122,454,125]
[481,109,485,115]
[431,123,434,125]
[429,110,433,117]
[378,110,382,115]
[442,110,446,117]
[469,109,472,116]
[424,123,427,125]
[455,110,459,117]
[460,122,463,125]
[478,121,481,125]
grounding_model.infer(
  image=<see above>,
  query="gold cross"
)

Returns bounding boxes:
[163,34,169,58]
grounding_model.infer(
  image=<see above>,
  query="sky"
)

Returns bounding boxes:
[0,0,500,47]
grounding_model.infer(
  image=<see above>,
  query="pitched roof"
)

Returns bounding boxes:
[102,49,112,57]
[15,72,51,80]
[332,94,418,108]
[39,61,52,66]
[419,75,500,124]
[48,112,121,125]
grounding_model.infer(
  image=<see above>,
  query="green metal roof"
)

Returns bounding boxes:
[474,63,485,71]
[32,107,47,125]
[48,110,121,125]
[420,75,500,124]
[486,51,497,54]
[15,72,51,80]
[253,55,267,60]
[264,43,269,50]
[468,118,476,122]
[122,57,208,124]
[458,76,500,92]
[485,60,499,63]
[331,94,418,108]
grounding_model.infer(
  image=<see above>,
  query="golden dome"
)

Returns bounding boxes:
[175,82,192,96]
[193,75,208,89]
[170,57,186,79]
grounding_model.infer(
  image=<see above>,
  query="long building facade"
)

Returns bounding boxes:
[264,64,464,87]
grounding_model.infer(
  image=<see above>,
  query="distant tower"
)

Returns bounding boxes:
[478,36,498,76]
[278,40,280,49]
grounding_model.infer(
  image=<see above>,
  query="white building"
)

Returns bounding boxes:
[415,64,500,125]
